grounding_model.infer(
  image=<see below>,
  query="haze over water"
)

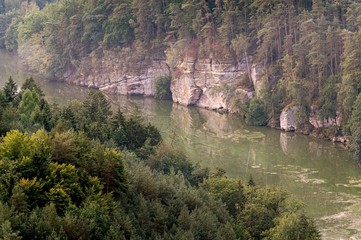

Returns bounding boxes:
[1,49,361,239]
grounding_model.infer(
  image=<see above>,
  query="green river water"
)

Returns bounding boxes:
[1,50,361,239]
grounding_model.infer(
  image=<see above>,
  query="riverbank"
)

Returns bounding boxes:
[106,93,361,240]
[2,49,361,239]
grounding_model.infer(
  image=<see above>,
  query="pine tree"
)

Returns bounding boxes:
[349,92,361,133]
[3,76,17,103]
[353,126,361,162]
[338,30,361,124]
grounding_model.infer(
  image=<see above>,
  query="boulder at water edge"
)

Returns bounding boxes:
[280,106,299,132]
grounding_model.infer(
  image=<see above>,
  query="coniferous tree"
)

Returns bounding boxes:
[338,30,361,125]
[3,77,17,103]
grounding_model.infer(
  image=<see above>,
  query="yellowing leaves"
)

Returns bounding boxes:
[0,129,52,161]
[0,130,31,161]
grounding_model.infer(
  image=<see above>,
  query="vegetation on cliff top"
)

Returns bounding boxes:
[1,1,361,133]
[0,76,320,239]
[1,1,361,153]
[155,76,172,100]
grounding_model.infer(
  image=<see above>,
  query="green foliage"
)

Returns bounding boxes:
[3,77,17,103]
[202,176,246,216]
[18,89,39,114]
[17,5,47,41]
[348,93,361,133]
[53,90,162,156]
[155,76,172,100]
[1,0,360,138]
[338,30,361,124]
[0,220,21,240]
[352,126,361,163]
[202,175,320,239]
[0,83,320,239]
[245,99,267,126]
[265,212,320,240]
[103,2,134,48]
[350,94,361,161]
[258,77,283,127]
[82,91,112,141]
[0,128,126,212]
[319,76,339,121]
[0,130,32,161]
[148,144,208,186]
[0,65,321,240]
[21,77,44,96]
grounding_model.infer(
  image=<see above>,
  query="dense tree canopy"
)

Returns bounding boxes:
[1,0,361,135]
[0,77,320,239]
[0,0,357,237]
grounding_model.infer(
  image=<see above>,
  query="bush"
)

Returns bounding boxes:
[245,99,267,126]
[148,144,209,185]
[155,76,172,100]
[352,126,361,163]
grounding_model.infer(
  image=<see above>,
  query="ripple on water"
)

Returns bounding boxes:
[275,164,326,185]
[336,178,361,188]
[319,193,361,240]
[224,130,265,143]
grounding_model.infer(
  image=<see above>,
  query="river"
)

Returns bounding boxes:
[1,49,361,239]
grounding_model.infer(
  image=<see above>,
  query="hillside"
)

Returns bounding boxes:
[1,0,361,143]
[0,77,320,239]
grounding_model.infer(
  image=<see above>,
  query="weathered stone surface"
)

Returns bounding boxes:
[280,106,299,131]
[171,57,256,112]
[308,106,341,128]
[251,63,264,96]
[61,50,265,113]
[64,50,170,96]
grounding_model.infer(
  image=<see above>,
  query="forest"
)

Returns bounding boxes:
[0,77,320,239]
[1,0,361,142]
[1,1,359,238]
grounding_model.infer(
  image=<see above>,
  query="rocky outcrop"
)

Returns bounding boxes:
[61,49,267,113]
[63,50,170,96]
[280,106,299,131]
[171,57,256,112]
[308,106,341,129]
[251,63,265,96]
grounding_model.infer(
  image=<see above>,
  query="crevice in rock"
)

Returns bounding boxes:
[191,57,198,88]
[189,86,203,106]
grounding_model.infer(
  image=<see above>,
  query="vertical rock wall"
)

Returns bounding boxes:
[63,50,171,96]
[171,57,260,112]
[61,50,266,113]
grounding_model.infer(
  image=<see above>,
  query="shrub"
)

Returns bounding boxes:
[155,76,172,100]
[245,99,267,126]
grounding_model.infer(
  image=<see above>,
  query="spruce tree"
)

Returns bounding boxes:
[3,77,17,103]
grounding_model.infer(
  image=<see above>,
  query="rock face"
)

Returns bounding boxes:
[61,50,265,113]
[63,50,170,96]
[171,57,256,112]
[280,106,299,131]
[308,107,341,128]
[280,105,343,133]
[251,63,264,96]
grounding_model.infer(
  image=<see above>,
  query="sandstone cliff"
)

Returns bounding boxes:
[61,50,263,113]
[171,57,257,113]
[63,50,170,96]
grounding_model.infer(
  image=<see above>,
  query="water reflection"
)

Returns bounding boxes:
[2,49,361,239]
[0,50,91,105]
[106,93,361,239]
